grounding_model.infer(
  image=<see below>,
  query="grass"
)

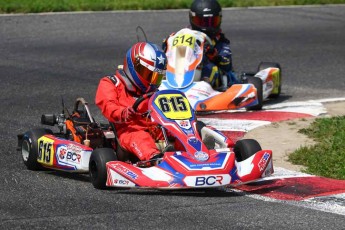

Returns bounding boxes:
[289,116,345,180]
[0,0,345,13]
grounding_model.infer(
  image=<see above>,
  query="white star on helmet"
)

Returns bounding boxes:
[157,54,165,65]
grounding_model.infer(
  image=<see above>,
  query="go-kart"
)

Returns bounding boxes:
[159,28,282,111]
[17,90,274,190]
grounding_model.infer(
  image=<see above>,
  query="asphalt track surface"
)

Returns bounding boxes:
[1,5,345,229]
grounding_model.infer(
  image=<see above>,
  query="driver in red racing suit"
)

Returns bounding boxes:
[95,42,168,162]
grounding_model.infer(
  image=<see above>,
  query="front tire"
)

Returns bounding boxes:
[21,128,53,170]
[246,76,263,110]
[234,139,262,162]
[89,148,118,189]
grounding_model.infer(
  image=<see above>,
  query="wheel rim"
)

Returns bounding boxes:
[90,161,98,181]
[21,140,30,162]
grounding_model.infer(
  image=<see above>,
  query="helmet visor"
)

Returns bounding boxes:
[191,15,221,29]
[137,64,165,87]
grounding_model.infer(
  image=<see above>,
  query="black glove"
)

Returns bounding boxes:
[205,45,218,61]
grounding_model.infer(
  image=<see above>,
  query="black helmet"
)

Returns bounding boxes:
[189,0,222,36]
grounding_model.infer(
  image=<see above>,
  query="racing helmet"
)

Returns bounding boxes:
[123,42,167,94]
[189,0,222,36]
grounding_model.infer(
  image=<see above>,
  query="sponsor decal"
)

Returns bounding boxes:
[194,151,209,161]
[173,152,229,170]
[59,147,67,159]
[258,152,270,171]
[178,120,190,128]
[66,152,81,163]
[131,142,143,158]
[113,179,130,185]
[195,176,223,186]
[187,95,199,100]
[191,88,210,97]
[57,145,81,164]
[113,163,138,180]
[67,144,82,154]
[109,170,136,187]
[184,174,231,187]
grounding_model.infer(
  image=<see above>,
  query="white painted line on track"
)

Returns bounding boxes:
[198,118,270,132]
[258,167,315,180]
[229,188,345,216]
[314,97,345,103]
[264,101,327,116]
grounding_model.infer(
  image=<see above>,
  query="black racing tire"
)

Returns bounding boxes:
[258,62,282,98]
[246,76,263,110]
[234,139,262,162]
[21,128,53,170]
[89,148,118,189]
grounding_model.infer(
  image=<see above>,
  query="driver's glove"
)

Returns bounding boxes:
[205,45,222,64]
[121,107,137,122]
[162,32,175,52]
[205,45,218,61]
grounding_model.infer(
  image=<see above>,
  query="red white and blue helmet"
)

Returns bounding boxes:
[123,42,167,94]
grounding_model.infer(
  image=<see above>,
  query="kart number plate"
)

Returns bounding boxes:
[37,136,54,166]
[172,33,196,49]
[154,94,192,120]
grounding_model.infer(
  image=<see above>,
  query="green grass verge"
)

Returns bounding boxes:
[289,116,345,180]
[1,0,345,13]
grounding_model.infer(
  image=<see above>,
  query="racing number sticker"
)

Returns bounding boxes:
[172,34,196,49]
[37,136,54,165]
[154,94,192,120]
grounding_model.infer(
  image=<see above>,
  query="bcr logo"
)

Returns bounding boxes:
[195,175,223,186]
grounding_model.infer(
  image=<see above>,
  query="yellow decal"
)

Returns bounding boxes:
[37,136,54,166]
[172,33,196,49]
[271,69,280,94]
[154,94,192,120]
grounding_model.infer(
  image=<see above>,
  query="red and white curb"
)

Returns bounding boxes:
[198,98,345,215]
[228,167,345,216]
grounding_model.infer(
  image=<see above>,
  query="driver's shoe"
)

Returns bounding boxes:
[137,145,175,168]
[203,135,215,150]
[136,153,162,168]
[162,144,175,153]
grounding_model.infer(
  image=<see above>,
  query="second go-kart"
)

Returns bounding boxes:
[17,90,274,190]
[159,28,282,111]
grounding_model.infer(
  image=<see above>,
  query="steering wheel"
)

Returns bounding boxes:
[192,30,213,50]
[203,33,213,47]
[73,97,95,123]
[202,33,216,54]
[132,92,154,112]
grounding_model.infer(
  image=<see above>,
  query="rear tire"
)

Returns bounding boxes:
[234,139,262,162]
[89,148,117,189]
[246,76,263,110]
[21,128,53,170]
[258,62,282,98]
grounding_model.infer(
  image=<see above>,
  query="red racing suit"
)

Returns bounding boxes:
[95,70,161,161]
